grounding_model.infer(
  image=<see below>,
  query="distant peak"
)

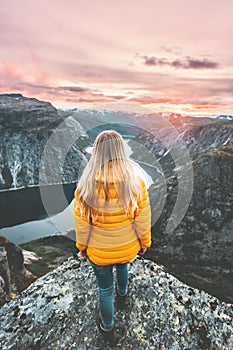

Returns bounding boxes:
[0,93,23,98]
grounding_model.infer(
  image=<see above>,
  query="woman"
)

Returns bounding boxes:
[74,130,151,345]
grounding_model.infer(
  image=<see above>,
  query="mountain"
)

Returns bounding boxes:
[64,108,233,163]
[216,115,233,121]
[0,94,86,191]
[1,95,232,303]
[147,143,233,302]
[0,94,87,226]
[0,256,232,350]
[1,96,232,192]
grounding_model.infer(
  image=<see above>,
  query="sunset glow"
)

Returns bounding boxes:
[0,0,233,115]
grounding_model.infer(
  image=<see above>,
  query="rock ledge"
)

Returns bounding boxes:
[0,256,232,349]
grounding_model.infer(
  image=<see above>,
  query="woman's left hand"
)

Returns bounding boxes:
[138,247,147,255]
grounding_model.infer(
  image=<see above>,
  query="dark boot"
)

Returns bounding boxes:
[96,318,118,346]
[115,286,127,310]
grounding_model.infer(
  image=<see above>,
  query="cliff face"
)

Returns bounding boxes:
[149,143,233,302]
[0,256,232,350]
[0,94,86,190]
[0,94,60,189]
[150,143,233,263]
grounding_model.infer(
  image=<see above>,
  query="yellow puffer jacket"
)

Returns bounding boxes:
[73,175,151,265]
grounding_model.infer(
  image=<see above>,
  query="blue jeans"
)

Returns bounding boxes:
[88,259,128,330]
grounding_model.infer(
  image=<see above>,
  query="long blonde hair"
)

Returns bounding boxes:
[75,130,142,219]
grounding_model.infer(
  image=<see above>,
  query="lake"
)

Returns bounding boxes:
[0,140,154,245]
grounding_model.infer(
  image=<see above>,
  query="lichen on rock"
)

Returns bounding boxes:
[0,256,232,349]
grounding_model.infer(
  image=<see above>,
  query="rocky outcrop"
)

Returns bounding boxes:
[0,235,24,274]
[0,256,232,349]
[0,235,34,306]
[0,94,86,190]
[0,247,11,304]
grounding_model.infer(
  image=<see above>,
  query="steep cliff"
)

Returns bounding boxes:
[0,94,86,190]
[148,143,233,302]
[0,94,60,189]
[0,256,232,349]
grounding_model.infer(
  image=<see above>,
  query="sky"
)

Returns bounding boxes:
[0,0,233,115]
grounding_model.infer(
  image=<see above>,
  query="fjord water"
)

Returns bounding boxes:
[0,183,76,244]
[0,141,154,244]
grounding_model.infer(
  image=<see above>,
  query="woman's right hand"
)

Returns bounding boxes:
[80,250,88,259]
[138,247,147,255]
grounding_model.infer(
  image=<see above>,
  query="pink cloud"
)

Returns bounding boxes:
[0,0,233,114]
[138,54,219,69]
[0,61,24,83]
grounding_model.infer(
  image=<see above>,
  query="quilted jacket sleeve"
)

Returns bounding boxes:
[73,189,91,251]
[134,178,152,249]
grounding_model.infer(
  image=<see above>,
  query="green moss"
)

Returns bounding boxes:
[20,235,77,278]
